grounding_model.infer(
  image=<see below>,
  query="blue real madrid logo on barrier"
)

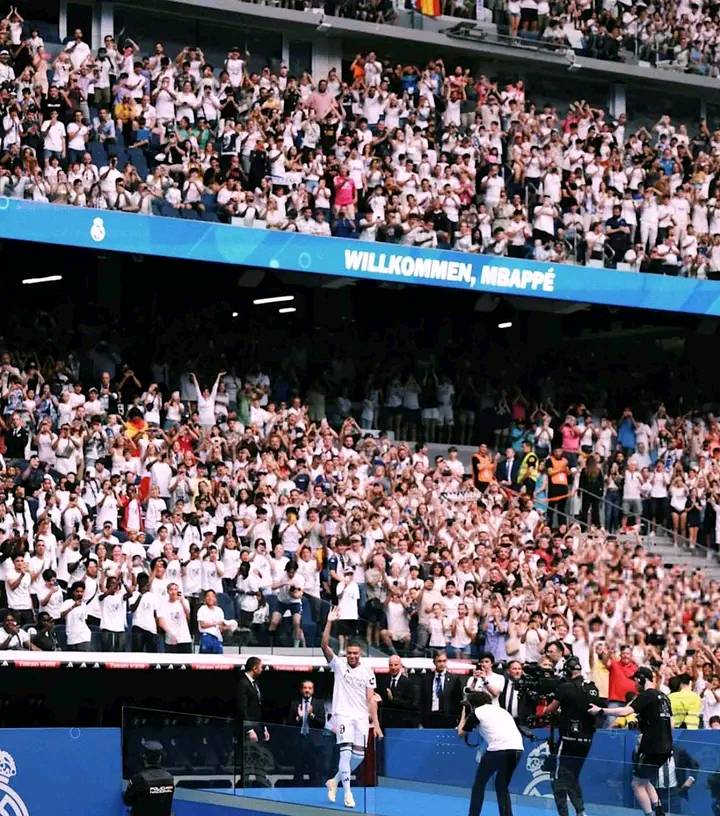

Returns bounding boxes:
[522,741,554,798]
[0,751,29,816]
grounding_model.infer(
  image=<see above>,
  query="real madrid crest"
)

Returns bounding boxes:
[0,750,30,816]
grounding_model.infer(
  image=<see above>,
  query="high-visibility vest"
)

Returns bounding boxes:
[518,451,539,484]
[669,689,702,729]
[548,456,569,486]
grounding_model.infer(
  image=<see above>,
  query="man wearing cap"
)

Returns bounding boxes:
[0,49,15,84]
[123,740,175,816]
[31,612,58,651]
[543,657,600,816]
[590,667,672,816]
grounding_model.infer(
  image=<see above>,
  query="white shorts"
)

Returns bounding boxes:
[437,404,454,425]
[422,408,439,421]
[333,715,369,747]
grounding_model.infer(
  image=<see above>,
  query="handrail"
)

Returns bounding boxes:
[502,483,594,534]
[575,486,709,557]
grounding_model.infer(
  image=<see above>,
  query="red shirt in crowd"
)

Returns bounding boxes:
[607,658,638,702]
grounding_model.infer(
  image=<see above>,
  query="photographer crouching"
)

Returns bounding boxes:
[542,657,601,816]
[458,691,524,816]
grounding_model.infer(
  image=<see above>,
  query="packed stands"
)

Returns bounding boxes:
[1,3,720,738]
[0,304,719,723]
[0,21,718,275]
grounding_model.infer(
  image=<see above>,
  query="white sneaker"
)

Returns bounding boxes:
[344,792,356,809]
[326,779,338,803]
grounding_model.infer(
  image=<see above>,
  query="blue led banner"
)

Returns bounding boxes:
[0,728,124,815]
[3,198,720,316]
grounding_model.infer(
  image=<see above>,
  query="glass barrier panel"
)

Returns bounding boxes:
[376,726,720,816]
[122,709,720,816]
[122,708,371,812]
[238,720,369,813]
[121,706,236,792]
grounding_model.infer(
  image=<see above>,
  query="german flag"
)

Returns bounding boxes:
[416,0,441,15]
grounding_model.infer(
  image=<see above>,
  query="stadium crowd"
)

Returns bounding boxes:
[0,333,719,728]
[0,26,720,275]
[194,0,720,73]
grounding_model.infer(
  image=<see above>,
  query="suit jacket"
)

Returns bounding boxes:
[420,671,463,727]
[236,672,264,733]
[498,674,533,725]
[377,674,420,728]
[500,457,521,490]
[287,696,329,732]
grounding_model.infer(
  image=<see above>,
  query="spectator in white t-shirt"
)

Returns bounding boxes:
[129,573,159,652]
[60,581,92,651]
[38,569,64,622]
[336,567,360,654]
[99,575,131,652]
[158,582,193,653]
[0,613,32,650]
[5,554,33,625]
[197,589,230,653]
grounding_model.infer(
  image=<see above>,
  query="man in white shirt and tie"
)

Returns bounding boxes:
[499,448,519,491]
[422,651,463,728]
[377,655,420,728]
[498,660,527,723]
[289,679,330,785]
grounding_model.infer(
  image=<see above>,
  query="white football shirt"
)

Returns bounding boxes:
[329,655,375,719]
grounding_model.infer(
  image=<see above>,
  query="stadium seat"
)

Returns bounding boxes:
[54,625,68,650]
[88,141,108,168]
[216,593,236,622]
[127,148,149,180]
[114,150,131,170]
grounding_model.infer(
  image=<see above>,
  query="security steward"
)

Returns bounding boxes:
[517,440,539,497]
[543,657,599,816]
[123,741,175,816]
[590,666,673,816]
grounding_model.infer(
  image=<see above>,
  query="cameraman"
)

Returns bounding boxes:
[543,657,599,816]
[590,667,672,816]
[458,691,524,816]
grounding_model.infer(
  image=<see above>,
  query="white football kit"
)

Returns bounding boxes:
[329,654,376,745]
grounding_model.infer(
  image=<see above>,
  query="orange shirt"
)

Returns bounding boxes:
[547,456,569,486]
[351,61,365,84]
[472,454,495,484]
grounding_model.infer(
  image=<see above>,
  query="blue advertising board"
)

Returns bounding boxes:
[2,198,720,316]
[382,728,720,815]
[0,725,716,816]
[0,728,124,815]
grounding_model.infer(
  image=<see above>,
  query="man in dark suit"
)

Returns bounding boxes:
[498,660,533,726]
[420,651,463,728]
[498,447,521,492]
[376,655,420,728]
[236,655,269,767]
[287,678,333,784]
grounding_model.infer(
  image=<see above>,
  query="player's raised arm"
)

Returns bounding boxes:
[322,606,339,663]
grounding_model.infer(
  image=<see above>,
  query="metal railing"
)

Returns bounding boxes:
[575,486,713,558]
